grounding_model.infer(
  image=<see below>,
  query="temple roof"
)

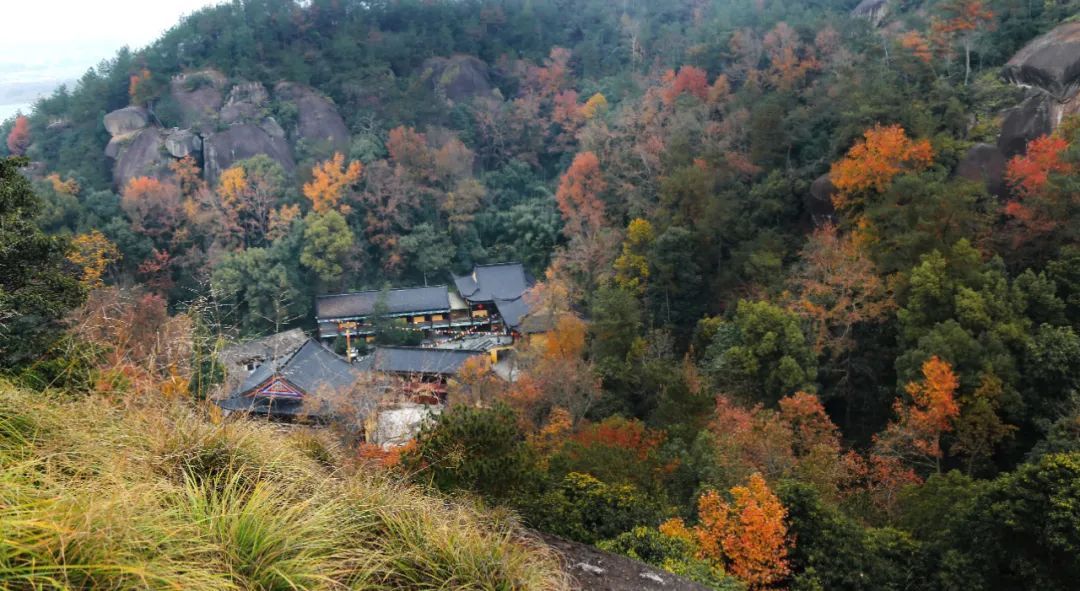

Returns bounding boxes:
[218,339,363,418]
[452,263,530,303]
[316,285,451,320]
[355,346,485,376]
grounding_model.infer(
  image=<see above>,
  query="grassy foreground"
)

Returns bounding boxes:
[0,383,570,590]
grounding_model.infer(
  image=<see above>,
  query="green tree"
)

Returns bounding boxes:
[300,210,354,285]
[404,403,534,501]
[399,223,453,285]
[0,157,85,368]
[705,300,817,405]
[210,235,307,336]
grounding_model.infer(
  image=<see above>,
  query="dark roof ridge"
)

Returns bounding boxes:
[376,344,488,354]
[317,284,448,299]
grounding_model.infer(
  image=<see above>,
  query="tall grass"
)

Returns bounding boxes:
[0,383,570,590]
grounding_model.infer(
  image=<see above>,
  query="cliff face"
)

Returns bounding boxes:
[104,70,350,189]
[999,22,1080,158]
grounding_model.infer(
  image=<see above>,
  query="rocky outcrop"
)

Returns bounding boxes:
[103,106,149,136]
[998,22,1080,156]
[111,128,173,189]
[957,143,1008,197]
[1003,22,1080,101]
[805,173,837,227]
[106,72,349,188]
[164,129,202,159]
[537,533,712,591]
[169,70,227,132]
[274,82,350,156]
[998,93,1054,157]
[421,55,497,103]
[203,123,296,185]
[220,82,270,125]
[851,0,889,28]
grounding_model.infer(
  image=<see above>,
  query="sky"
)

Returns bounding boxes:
[0,0,223,119]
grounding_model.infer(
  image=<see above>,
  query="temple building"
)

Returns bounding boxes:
[452,262,533,335]
[354,346,486,404]
[315,285,458,342]
[216,339,366,422]
[315,262,536,345]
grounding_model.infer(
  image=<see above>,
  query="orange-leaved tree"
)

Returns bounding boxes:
[6,115,30,156]
[555,151,607,238]
[829,124,933,212]
[304,152,363,213]
[68,230,121,289]
[874,355,960,474]
[933,0,995,85]
[1003,134,1072,243]
[664,473,791,590]
[121,177,183,242]
[662,65,710,105]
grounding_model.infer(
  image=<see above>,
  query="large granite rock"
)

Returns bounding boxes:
[805,173,837,227]
[103,106,150,136]
[851,0,889,27]
[273,82,350,156]
[203,123,295,185]
[998,93,1055,157]
[1002,22,1080,101]
[110,128,173,189]
[169,69,227,132]
[164,129,202,159]
[220,82,270,125]
[420,55,496,103]
[957,143,1008,197]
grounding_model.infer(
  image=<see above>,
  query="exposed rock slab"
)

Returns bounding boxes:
[220,82,270,125]
[805,173,837,227]
[274,82,350,156]
[536,532,712,591]
[421,55,496,103]
[203,123,296,185]
[169,70,227,132]
[998,93,1055,157]
[103,106,150,136]
[164,129,202,159]
[110,128,173,189]
[851,0,889,27]
[1003,22,1080,101]
[957,143,1008,197]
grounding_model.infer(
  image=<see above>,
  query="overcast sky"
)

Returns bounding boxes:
[0,0,224,117]
[1,0,223,68]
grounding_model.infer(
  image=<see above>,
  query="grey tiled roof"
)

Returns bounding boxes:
[240,339,361,395]
[316,286,451,320]
[356,346,485,376]
[493,297,531,330]
[453,263,530,302]
[218,328,308,368]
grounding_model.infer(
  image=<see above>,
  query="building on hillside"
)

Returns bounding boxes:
[216,339,368,422]
[355,346,486,404]
[217,328,310,394]
[452,262,533,334]
[315,285,459,343]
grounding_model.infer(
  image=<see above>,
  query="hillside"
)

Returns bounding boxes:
[5,0,1080,590]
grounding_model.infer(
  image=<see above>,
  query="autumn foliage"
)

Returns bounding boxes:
[664,473,791,590]
[830,124,934,210]
[6,115,30,156]
[68,230,121,288]
[304,152,363,213]
[875,355,961,473]
[662,66,710,105]
[555,151,607,237]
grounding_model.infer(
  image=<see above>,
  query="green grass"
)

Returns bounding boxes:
[0,383,569,590]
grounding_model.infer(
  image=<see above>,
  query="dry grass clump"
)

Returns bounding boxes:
[0,382,570,590]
